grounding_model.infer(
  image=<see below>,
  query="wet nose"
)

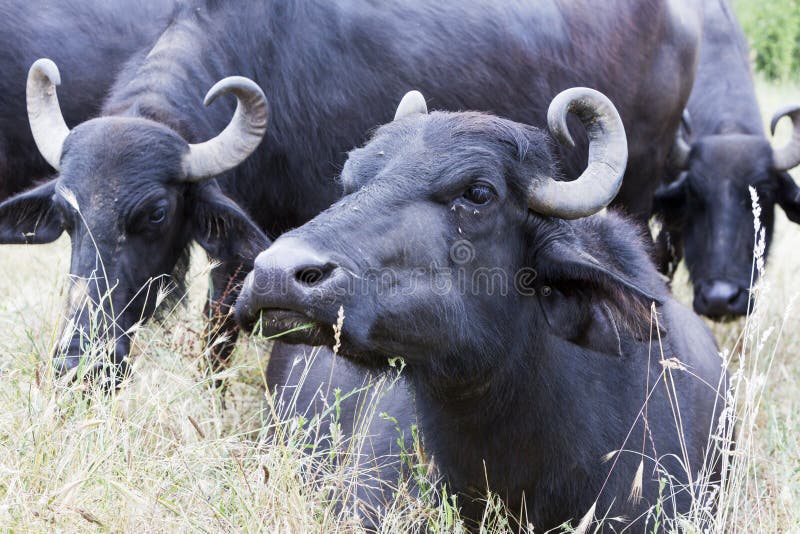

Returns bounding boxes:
[695,280,749,318]
[257,237,340,288]
[237,238,342,322]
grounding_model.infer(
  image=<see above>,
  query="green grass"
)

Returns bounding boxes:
[0,80,799,531]
[736,0,800,82]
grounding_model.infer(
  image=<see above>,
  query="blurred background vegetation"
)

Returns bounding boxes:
[736,0,800,81]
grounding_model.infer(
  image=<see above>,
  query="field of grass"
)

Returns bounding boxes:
[0,79,798,532]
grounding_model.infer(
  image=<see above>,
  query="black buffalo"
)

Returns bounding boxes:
[0,0,700,382]
[236,89,726,529]
[0,0,175,199]
[654,0,800,319]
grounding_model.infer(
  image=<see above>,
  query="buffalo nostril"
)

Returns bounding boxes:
[696,279,749,318]
[295,262,337,286]
[726,289,742,304]
[704,281,742,305]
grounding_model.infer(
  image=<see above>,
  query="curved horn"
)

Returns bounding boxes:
[183,76,269,181]
[669,130,692,171]
[27,58,71,171]
[394,90,428,120]
[528,87,628,219]
[770,105,800,171]
[669,110,692,170]
[680,109,693,136]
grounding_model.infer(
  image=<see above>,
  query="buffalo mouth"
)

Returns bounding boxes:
[247,308,393,369]
[250,308,335,347]
[698,311,744,323]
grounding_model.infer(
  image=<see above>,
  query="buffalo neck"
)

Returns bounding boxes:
[405,299,654,527]
[409,312,583,504]
[100,0,344,140]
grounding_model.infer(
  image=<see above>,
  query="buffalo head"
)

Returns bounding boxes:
[656,106,800,319]
[235,87,657,374]
[0,59,269,384]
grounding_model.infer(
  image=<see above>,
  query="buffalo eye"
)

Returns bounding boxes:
[462,183,495,205]
[149,206,167,225]
[128,197,173,234]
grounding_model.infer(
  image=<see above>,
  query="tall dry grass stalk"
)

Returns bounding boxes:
[601,189,797,534]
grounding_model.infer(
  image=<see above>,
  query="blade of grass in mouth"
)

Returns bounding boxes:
[253,312,318,340]
[264,323,317,341]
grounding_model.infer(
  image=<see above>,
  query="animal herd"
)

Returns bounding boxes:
[0,0,797,530]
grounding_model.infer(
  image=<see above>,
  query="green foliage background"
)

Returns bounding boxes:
[736,0,800,81]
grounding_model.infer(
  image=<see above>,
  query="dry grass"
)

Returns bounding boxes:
[0,79,798,532]
[679,78,800,531]
[0,248,439,532]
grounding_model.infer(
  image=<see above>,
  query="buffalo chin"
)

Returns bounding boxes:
[251,309,394,370]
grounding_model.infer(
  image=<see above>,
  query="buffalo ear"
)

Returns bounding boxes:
[192,184,270,264]
[0,180,63,244]
[776,171,800,224]
[534,238,661,343]
[537,289,626,357]
[652,173,689,225]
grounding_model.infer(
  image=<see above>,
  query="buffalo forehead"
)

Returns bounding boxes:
[63,117,186,184]
[346,112,540,193]
[693,135,772,178]
[55,123,186,224]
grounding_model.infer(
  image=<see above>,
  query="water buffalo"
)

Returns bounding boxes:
[0,0,701,382]
[0,0,176,199]
[236,89,726,530]
[654,0,800,319]
[2,59,270,383]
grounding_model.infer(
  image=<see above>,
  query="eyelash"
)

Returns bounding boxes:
[462,184,495,205]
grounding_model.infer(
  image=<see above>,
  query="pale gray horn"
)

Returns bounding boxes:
[27,58,70,171]
[528,87,628,219]
[770,104,800,171]
[394,90,428,120]
[183,76,269,181]
[669,110,692,170]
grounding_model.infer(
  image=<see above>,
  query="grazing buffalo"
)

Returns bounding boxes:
[0,0,176,199]
[0,0,700,382]
[654,0,800,319]
[236,89,726,529]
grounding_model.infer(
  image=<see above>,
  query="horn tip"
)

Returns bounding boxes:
[770,115,780,137]
[681,109,692,135]
[203,76,266,108]
[29,58,61,86]
[394,90,428,120]
[770,104,800,136]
